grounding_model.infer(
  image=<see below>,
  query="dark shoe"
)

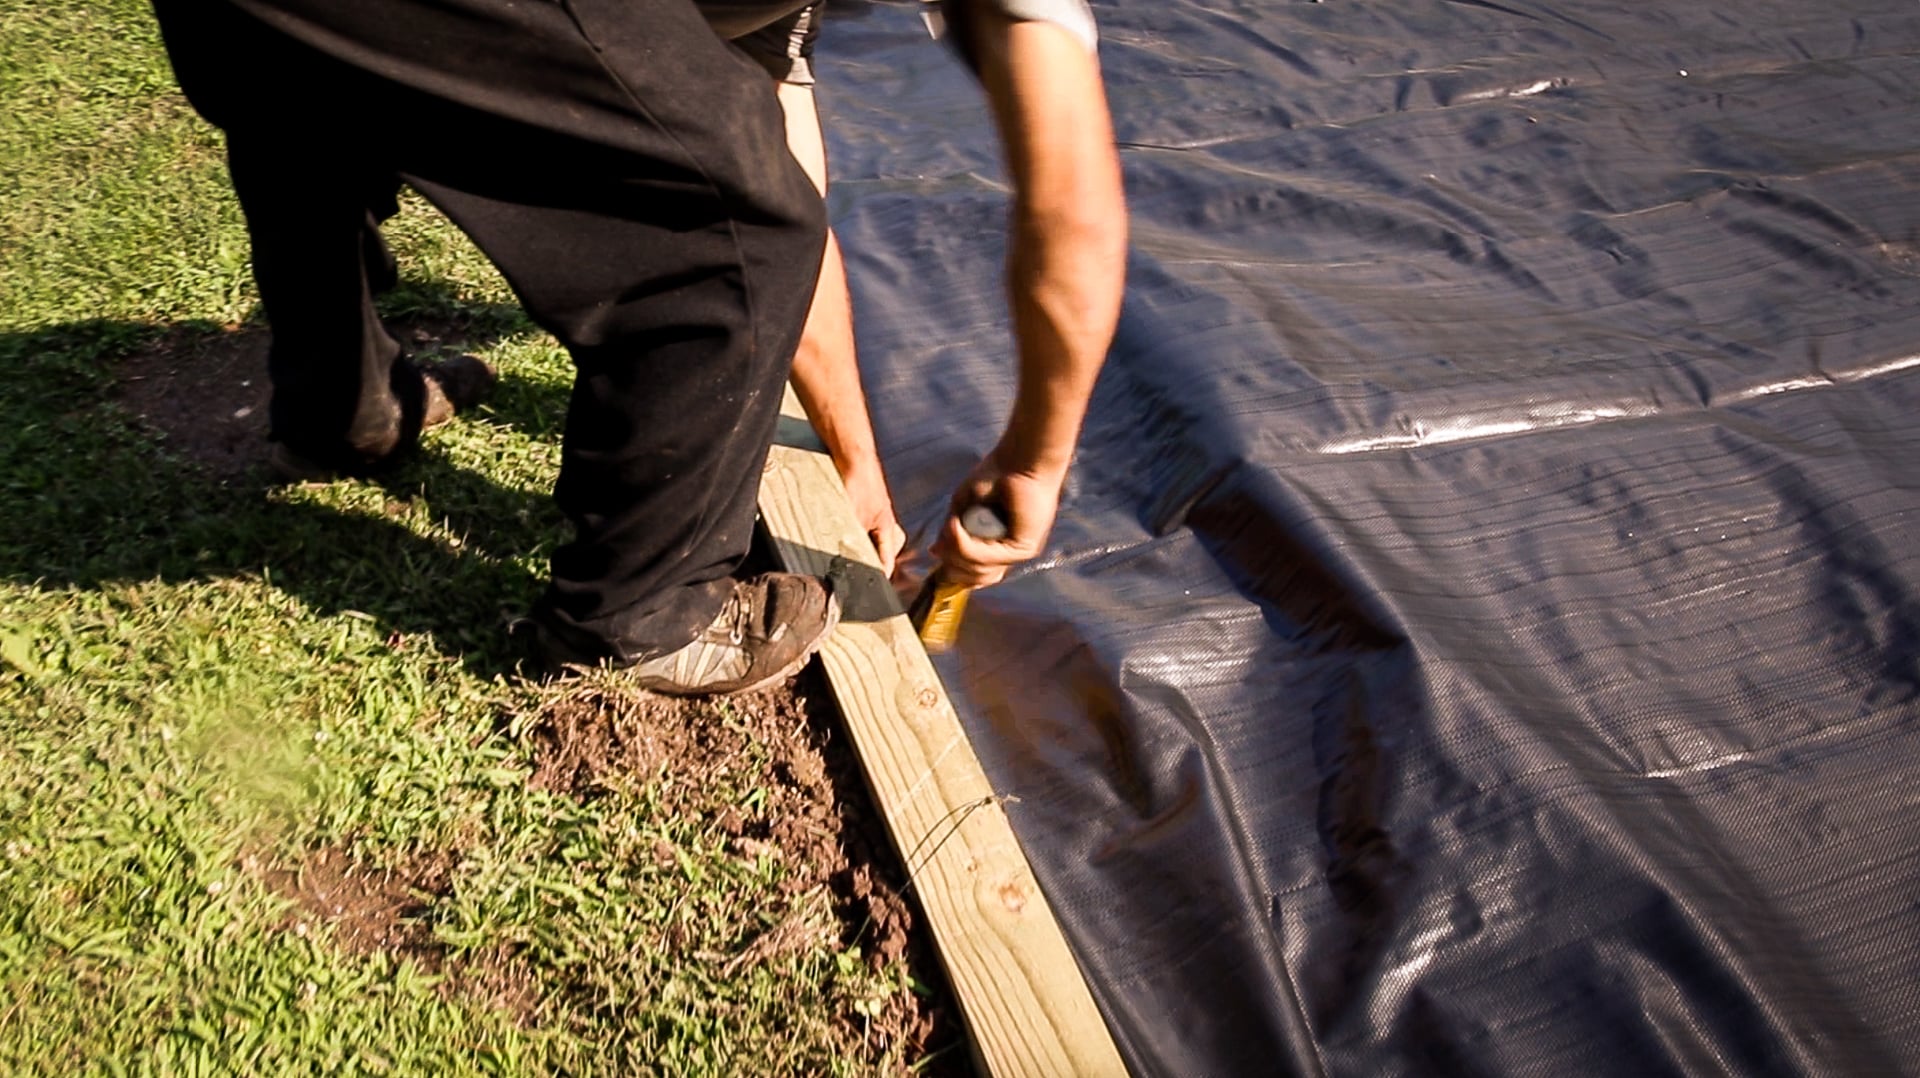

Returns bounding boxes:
[515,573,841,696]
[419,353,497,428]
[268,354,496,481]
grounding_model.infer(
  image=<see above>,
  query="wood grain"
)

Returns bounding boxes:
[758,384,1126,1078]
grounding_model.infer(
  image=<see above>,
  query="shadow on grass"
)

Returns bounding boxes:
[0,296,572,679]
[2,280,902,684]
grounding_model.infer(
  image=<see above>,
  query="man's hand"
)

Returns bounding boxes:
[929,453,1066,587]
[843,456,908,577]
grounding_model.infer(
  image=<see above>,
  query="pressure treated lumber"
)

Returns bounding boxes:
[757,383,1126,1078]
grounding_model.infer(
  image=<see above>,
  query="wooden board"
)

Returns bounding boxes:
[758,384,1127,1078]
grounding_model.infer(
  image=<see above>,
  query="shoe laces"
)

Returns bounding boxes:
[719,588,753,647]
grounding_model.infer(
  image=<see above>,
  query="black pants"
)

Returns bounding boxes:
[152,0,827,659]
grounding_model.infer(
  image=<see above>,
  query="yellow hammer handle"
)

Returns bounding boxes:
[910,503,1009,653]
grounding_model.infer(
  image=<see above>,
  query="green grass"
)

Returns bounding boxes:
[0,1,921,1072]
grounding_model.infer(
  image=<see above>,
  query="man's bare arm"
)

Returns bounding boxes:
[775,80,908,576]
[932,9,1128,586]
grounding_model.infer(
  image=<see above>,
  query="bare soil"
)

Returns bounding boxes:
[115,324,273,483]
[258,846,450,961]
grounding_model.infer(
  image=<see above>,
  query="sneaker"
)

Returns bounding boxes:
[631,573,840,696]
[517,573,841,696]
[269,353,496,481]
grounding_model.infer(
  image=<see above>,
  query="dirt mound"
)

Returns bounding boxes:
[521,668,962,1068]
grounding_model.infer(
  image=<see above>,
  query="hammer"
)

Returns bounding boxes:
[906,503,1009,653]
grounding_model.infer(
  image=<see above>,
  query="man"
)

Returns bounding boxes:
[151,0,1125,696]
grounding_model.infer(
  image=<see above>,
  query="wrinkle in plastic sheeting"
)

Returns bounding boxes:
[815,1,1920,1074]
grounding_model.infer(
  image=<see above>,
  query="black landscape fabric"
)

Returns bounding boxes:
[814,2,1920,1074]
